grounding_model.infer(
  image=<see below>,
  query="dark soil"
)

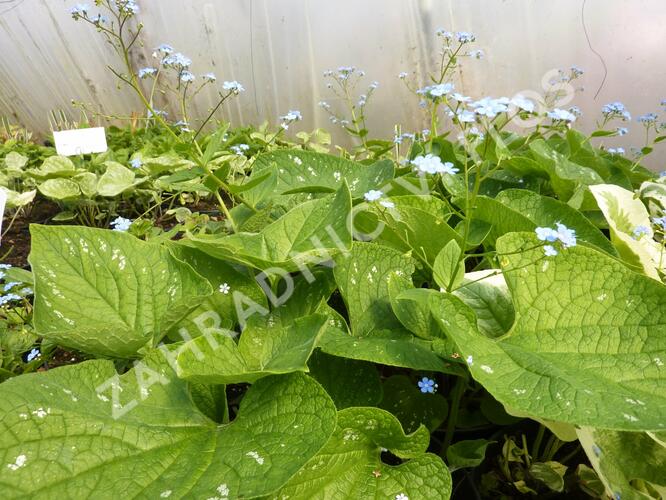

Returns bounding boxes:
[2,199,60,268]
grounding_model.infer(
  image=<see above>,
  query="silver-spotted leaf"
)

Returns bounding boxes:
[273,407,452,499]
[431,232,666,430]
[29,225,212,357]
[0,352,336,499]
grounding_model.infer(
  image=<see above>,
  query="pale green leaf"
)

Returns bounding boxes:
[29,225,212,357]
[97,161,136,197]
[167,244,267,333]
[0,352,336,499]
[434,240,464,291]
[318,327,461,375]
[333,242,414,335]
[473,188,616,254]
[37,178,80,200]
[589,183,665,279]
[189,184,351,271]
[431,232,666,430]
[578,427,666,500]
[453,270,514,338]
[245,149,394,204]
[274,407,452,499]
[3,151,28,170]
[176,314,327,384]
[29,155,76,179]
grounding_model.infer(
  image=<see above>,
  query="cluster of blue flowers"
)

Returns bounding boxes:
[435,29,476,44]
[535,223,577,256]
[411,154,459,175]
[279,110,303,130]
[0,264,31,306]
[602,102,632,121]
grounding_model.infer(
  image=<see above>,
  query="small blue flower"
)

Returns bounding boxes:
[162,52,192,70]
[202,72,217,82]
[117,0,139,15]
[592,444,602,457]
[110,216,132,232]
[0,293,22,306]
[616,127,628,136]
[436,28,453,40]
[417,377,438,394]
[364,190,384,202]
[456,31,476,43]
[280,110,302,122]
[555,223,577,248]
[467,49,484,59]
[637,113,658,124]
[613,493,621,500]
[26,348,40,362]
[398,71,408,79]
[3,282,20,292]
[536,224,576,254]
[154,43,174,55]
[70,3,90,18]
[570,65,584,77]
[222,80,245,94]
[129,158,142,169]
[608,147,625,155]
[632,225,650,239]
[0,264,12,270]
[180,71,195,83]
[652,216,666,232]
[230,144,250,156]
[138,67,157,79]
[547,108,577,123]
[535,227,559,242]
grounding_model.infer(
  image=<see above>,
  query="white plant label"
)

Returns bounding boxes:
[54,127,108,156]
[0,189,6,245]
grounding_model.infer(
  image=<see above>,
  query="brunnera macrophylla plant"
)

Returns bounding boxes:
[2,15,666,500]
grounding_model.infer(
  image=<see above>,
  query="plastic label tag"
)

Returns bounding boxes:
[54,127,108,156]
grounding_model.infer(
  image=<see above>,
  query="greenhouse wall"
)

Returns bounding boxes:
[1,0,665,166]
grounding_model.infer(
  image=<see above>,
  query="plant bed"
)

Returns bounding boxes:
[0,2,665,499]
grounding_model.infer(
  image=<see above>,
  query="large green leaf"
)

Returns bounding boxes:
[97,161,137,197]
[453,270,515,338]
[189,183,351,271]
[29,225,212,357]
[167,244,267,333]
[473,188,616,254]
[578,427,666,500]
[318,327,461,375]
[431,232,666,430]
[333,242,415,335]
[244,149,394,204]
[176,314,327,384]
[358,195,460,265]
[308,351,382,409]
[274,407,452,499]
[589,183,665,279]
[37,178,80,200]
[528,139,604,202]
[28,156,76,179]
[0,352,336,498]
